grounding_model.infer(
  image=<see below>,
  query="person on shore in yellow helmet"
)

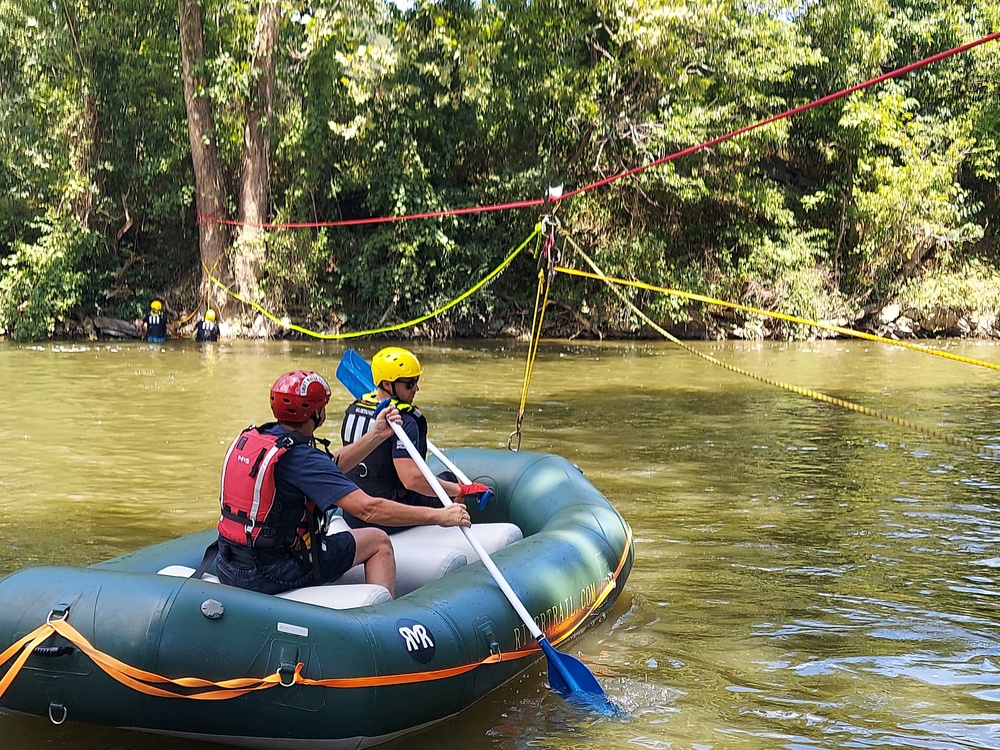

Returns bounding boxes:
[194,308,220,343]
[141,298,172,342]
[339,347,489,534]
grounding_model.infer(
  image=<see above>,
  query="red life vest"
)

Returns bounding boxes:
[217,425,316,551]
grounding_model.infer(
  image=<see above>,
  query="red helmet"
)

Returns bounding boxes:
[270,370,331,423]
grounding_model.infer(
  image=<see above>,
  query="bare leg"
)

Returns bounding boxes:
[350,528,396,598]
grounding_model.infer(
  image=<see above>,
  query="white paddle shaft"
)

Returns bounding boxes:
[389,422,543,640]
[427,441,472,484]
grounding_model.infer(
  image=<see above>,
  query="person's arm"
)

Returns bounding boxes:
[389,414,462,498]
[394,456,463,498]
[337,488,470,528]
[333,403,401,472]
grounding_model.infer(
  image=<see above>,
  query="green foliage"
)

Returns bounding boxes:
[0,212,101,339]
[0,0,194,337]
[1,0,999,339]
[730,229,843,339]
[841,87,984,296]
[897,257,1000,317]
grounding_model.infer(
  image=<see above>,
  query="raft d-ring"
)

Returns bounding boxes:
[277,662,297,688]
[506,430,522,452]
[46,603,70,624]
[48,702,67,725]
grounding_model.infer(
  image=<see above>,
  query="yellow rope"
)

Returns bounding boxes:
[562,235,1000,460]
[180,245,232,328]
[555,265,1000,374]
[204,227,540,340]
[510,221,559,450]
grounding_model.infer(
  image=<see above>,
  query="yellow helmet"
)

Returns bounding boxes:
[151,300,163,311]
[205,309,216,321]
[371,347,422,385]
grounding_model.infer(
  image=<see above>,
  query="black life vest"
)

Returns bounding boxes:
[195,320,219,342]
[217,424,318,552]
[145,312,167,339]
[341,392,427,499]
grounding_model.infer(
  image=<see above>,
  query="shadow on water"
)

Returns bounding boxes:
[1,339,1000,749]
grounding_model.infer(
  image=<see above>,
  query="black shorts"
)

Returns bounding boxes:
[216,531,357,594]
[315,530,358,584]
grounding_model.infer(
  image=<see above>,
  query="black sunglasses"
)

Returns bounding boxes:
[396,377,419,389]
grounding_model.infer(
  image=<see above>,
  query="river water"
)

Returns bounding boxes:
[1,338,999,750]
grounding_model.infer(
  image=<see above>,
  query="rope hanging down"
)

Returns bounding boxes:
[509,217,560,451]
[560,234,1000,461]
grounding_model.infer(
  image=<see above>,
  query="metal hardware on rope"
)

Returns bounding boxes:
[537,214,561,283]
[507,423,523,452]
[278,663,297,688]
[512,211,560,451]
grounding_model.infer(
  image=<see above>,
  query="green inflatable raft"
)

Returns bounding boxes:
[0,449,633,748]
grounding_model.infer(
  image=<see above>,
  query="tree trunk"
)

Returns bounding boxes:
[59,2,97,229]
[233,1,279,310]
[178,0,231,315]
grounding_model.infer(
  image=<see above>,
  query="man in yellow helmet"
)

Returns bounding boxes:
[339,347,489,534]
[142,299,171,342]
[194,308,220,342]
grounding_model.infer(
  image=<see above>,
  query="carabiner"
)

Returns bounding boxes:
[506,429,522,452]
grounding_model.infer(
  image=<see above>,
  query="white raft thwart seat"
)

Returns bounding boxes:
[329,520,523,597]
[157,521,523,609]
[156,566,393,609]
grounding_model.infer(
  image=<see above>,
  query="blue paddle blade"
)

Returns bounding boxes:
[538,637,621,716]
[336,350,375,399]
[346,348,376,388]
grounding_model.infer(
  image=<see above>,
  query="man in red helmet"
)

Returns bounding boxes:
[215,369,470,598]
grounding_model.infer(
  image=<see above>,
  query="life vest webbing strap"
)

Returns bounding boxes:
[248,445,283,531]
[217,430,245,515]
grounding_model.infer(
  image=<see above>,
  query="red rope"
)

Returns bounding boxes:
[198,31,1000,230]
[561,30,1000,202]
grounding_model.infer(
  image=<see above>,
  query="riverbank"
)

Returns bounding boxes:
[699,301,1000,342]
[26,298,998,343]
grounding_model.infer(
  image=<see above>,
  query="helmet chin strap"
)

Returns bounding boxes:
[377,380,400,401]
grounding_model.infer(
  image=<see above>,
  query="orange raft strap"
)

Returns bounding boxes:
[0,531,633,700]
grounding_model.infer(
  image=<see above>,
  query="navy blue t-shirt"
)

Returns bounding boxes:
[265,425,359,512]
[390,411,422,460]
